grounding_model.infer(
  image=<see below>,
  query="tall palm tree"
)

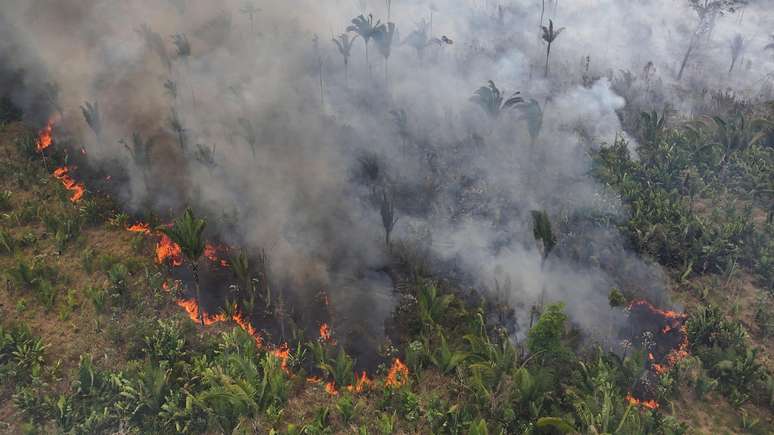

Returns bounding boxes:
[374,22,397,82]
[531,210,557,327]
[404,19,432,63]
[541,19,565,77]
[728,33,745,74]
[332,33,359,87]
[347,14,382,75]
[159,208,207,326]
[470,81,524,119]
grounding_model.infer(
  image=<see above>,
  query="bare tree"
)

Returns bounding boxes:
[678,0,746,80]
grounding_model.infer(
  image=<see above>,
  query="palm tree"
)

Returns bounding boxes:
[541,19,565,77]
[347,14,382,75]
[332,33,359,87]
[81,101,102,144]
[378,188,399,247]
[728,33,745,74]
[531,210,557,326]
[168,108,186,150]
[404,19,432,62]
[238,117,258,159]
[470,81,524,119]
[137,24,171,72]
[239,2,261,35]
[159,208,207,326]
[517,99,544,147]
[374,22,397,82]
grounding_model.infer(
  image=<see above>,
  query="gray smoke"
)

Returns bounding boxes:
[1,0,772,345]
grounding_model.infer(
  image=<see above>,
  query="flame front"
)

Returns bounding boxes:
[626,394,659,410]
[319,322,334,343]
[53,166,86,202]
[127,223,151,234]
[386,358,409,389]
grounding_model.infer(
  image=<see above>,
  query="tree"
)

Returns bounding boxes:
[470,81,524,119]
[347,14,382,75]
[160,208,207,326]
[728,33,745,74]
[531,210,557,266]
[378,188,399,247]
[541,19,565,77]
[238,117,258,159]
[373,22,397,82]
[239,2,261,35]
[80,101,101,144]
[404,19,432,63]
[678,0,746,80]
[332,33,359,87]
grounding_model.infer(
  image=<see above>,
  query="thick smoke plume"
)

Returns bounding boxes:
[2,0,773,348]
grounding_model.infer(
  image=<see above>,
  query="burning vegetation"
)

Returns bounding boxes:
[1,0,773,433]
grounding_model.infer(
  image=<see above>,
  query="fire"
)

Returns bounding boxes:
[127,223,151,234]
[156,233,183,266]
[36,118,55,152]
[347,371,373,393]
[325,382,338,396]
[385,358,409,389]
[306,376,323,384]
[626,394,659,410]
[204,243,230,267]
[176,297,265,347]
[272,344,291,373]
[53,166,86,202]
[319,322,333,343]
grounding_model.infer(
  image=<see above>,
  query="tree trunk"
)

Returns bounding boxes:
[540,0,545,28]
[544,43,552,77]
[728,56,737,75]
[192,262,204,326]
[344,59,349,88]
[677,40,694,81]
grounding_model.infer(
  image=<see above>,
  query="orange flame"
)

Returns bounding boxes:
[306,376,323,384]
[204,243,230,267]
[347,371,373,393]
[626,394,659,410]
[156,233,183,267]
[175,297,265,348]
[53,166,85,202]
[385,358,409,389]
[127,223,151,234]
[272,344,291,374]
[36,118,55,152]
[319,322,333,343]
[325,382,339,396]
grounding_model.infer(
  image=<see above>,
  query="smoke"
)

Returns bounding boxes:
[1,0,772,348]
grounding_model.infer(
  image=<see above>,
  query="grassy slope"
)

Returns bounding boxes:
[0,116,772,434]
